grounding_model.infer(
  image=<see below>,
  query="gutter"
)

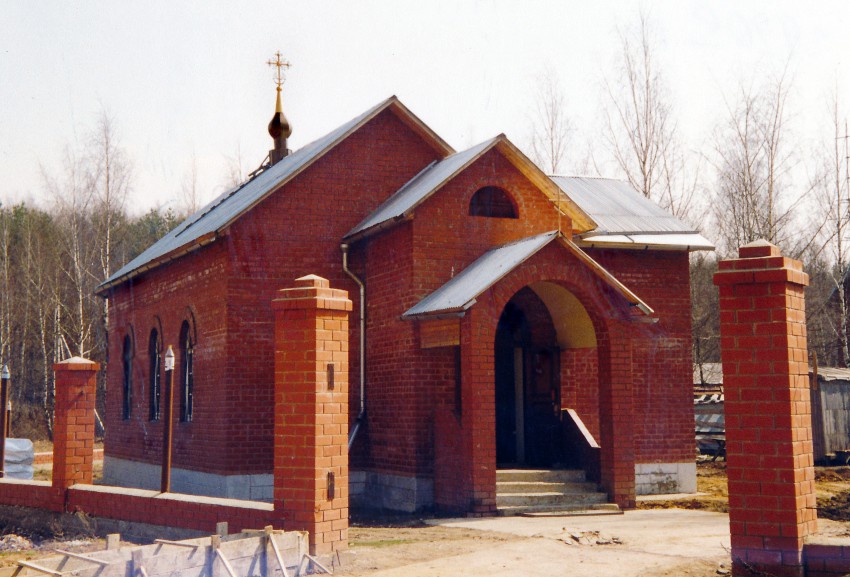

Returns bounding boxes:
[341,244,366,450]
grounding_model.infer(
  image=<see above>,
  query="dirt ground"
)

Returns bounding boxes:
[638,460,850,522]
[4,461,850,576]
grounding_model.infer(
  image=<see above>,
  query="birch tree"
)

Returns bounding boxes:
[601,10,696,219]
[711,70,807,255]
[528,68,574,175]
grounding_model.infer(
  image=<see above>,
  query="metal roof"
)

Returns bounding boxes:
[552,176,693,234]
[579,233,715,251]
[346,137,499,240]
[402,231,653,319]
[403,232,557,318]
[98,96,454,293]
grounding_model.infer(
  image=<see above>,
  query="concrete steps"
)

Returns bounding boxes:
[496,469,619,516]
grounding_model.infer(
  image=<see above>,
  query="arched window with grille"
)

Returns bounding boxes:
[149,329,161,421]
[122,334,133,420]
[179,320,194,422]
[469,186,518,219]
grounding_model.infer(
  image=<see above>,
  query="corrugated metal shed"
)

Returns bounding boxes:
[98,96,453,293]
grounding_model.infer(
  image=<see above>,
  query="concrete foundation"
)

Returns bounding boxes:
[102,456,273,501]
[350,470,434,513]
[635,462,697,495]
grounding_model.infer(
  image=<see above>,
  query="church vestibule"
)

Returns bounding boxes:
[494,282,600,473]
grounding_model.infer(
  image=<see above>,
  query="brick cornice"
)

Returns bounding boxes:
[714,240,809,288]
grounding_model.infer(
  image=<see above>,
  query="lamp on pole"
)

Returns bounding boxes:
[0,365,9,479]
[161,346,175,493]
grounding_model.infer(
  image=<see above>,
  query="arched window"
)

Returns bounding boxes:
[122,335,133,420]
[469,186,518,219]
[149,329,161,421]
[179,321,194,422]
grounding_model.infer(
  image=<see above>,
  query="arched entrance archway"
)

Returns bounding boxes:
[494,282,598,469]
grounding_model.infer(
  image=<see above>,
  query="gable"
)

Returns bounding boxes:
[98,96,454,294]
[344,135,596,243]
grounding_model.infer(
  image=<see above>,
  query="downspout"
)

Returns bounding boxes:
[341,243,366,450]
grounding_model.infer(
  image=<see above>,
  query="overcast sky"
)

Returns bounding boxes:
[2,1,849,214]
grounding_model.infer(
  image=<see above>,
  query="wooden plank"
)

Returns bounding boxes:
[266,527,290,577]
[15,562,63,577]
[4,532,306,577]
[154,539,202,548]
[53,551,110,567]
[214,549,237,577]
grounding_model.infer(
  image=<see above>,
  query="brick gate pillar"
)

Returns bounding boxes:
[272,275,351,556]
[52,357,99,503]
[714,239,816,577]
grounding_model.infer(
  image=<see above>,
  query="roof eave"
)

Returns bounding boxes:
[345,213,414,244]
[556,235,655,316]
[95,232,218,296]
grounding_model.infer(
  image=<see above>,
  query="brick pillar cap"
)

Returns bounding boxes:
[739,239,780,258]
[295,274,329,288]
[54,356,101,371]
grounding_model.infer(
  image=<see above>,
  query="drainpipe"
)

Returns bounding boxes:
[341,244,366,450]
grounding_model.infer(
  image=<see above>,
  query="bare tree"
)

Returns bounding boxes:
[223,143,248,189]
[805,90,850,366]
[528,68,574,174]
[43,145,99,358]
[182,151,203,214]
[600,10,696,220]
[711,70,804,255]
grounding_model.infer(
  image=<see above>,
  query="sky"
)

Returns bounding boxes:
[2,1,849,215]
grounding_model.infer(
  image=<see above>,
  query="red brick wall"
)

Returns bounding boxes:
[104,108,442,477]
[588,248,694,465]
[105,243,231,473]
[562,348,600,440]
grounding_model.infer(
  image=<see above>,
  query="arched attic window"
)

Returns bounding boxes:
[122,334,133,420]
[469,186,518,219]
[179,320,194,423]
[149,328,161,421]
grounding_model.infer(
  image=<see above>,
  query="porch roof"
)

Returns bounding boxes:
[401,231,653,320]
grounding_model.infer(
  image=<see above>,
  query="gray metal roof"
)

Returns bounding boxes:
[403,232,558,318]
[99,96,453,293]
[345,137,500,240]
[551,176,695,235]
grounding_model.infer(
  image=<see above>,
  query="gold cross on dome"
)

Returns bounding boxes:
[267,51,291,89]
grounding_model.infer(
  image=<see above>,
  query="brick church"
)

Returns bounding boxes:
[97,79,712,514]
